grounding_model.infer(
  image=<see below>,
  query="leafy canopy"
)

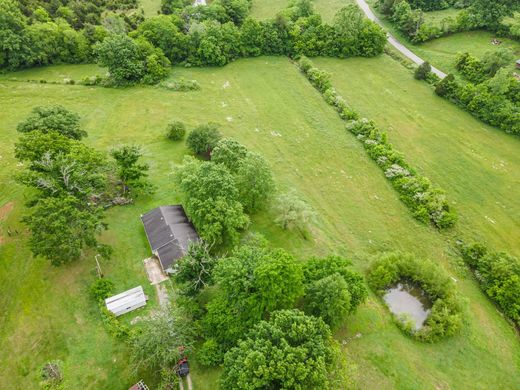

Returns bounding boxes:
[16,105,86,140]
[220,309,335,389]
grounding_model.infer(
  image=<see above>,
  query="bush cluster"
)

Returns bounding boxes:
[460,242,520,325]
[166,120,186,141]
[298,57,456,229]
[160,78,201,91]
[435,74,520,135]
[367,252,465,341]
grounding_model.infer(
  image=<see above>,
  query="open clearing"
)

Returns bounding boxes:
[1,56,520,388]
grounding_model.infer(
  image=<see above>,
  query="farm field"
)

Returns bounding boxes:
[1,55,520,389]
[315,55,520,258]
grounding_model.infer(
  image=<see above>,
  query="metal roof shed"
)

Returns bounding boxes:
[141,205,200,274]
[105,286,147,316]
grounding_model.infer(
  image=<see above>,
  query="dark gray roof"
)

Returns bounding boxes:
[141,205,199,271]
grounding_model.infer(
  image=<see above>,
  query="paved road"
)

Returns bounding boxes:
[355,0,447,79]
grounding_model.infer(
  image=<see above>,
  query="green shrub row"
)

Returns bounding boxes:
[89,278,134,341]
[367,252,465,341]
[298,57,456,229]
[460,242,520,325]
[435,74,520,135]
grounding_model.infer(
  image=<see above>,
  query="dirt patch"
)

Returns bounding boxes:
[0,201,14,221]
[144,257,168,285]
[143,257,170,307]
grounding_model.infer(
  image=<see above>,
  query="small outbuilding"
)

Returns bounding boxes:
[105,286,147,316]
[141,205,200,274]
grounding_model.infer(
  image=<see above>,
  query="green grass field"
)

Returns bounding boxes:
[250,0,350,21]
[1,55,520,389]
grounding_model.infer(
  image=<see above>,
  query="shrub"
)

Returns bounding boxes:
[160,78,200,91]
[367,252,464,342]
[414,61,431,80]
[40,361,64,390]
[460,242,520,324]
[197,338,223,367]
[186,123,222,157]
[273,191,317,233]
[304,273,351,328]
[89,278,114,302]
[166,121,186,141]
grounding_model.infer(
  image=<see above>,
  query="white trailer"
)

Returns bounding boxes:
[105,286,147,316]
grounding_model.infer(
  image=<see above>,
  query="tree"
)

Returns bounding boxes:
[220,309,335,389]
[17,105,86,140]
[174,157,249,245]
[14,131,74,165]
[95,34,144,84]
[23,196,109,266]
[111,145,154,197]
[186,123,222,157]
[202,244,304,356]
[304,273,351,328]
[166,120,186,141]
[273,191,317,232]
[470,0,519,29]
[131,305,194,373]
[303,255,368,311]
[481,48,514,77]
[414,61,431,80]
[211,138,248,173]
[17,144,109,201]
[95,34,170,85]
[0,0,30,69]
[235,152,275,212]
[174,242,217,296]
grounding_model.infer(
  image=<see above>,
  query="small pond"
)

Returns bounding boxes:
[383,282,432,330]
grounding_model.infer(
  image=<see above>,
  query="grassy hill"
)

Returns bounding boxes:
[1,55,520,388]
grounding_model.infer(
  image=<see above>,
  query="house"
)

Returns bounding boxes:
[516,59,520,69]
[140,205,200,274]
[105,286,147,316]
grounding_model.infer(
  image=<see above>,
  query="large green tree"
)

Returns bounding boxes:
[131,305,194,373]
[111,145,154,197]
[174,156,249,245]
[23,196,109,265]
[17,105,86,140]
[220,309,336,389]
[470,0,520,29]
[201,244,304,356]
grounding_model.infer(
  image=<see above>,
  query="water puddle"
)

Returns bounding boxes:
[383,282,432,330]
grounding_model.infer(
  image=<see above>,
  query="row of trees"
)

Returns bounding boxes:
[131,3,386,67]
[435,72,520,136]
[14,105,153,265]
[298,56,457,229]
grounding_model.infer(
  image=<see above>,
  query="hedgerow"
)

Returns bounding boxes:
[435,74,520,135]
[298,57,456,229]
[367,252,465,342]
[460,242,520,325]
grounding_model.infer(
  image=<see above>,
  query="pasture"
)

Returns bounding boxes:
[1,55,520,389]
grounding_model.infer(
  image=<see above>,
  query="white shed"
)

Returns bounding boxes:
[105,286,147,316]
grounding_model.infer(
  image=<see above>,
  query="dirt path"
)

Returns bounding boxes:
[355,0,447,79]
[143,257,170,307]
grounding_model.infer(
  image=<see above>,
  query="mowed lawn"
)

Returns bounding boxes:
[250,0,350,21]
[1,57,520,389]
